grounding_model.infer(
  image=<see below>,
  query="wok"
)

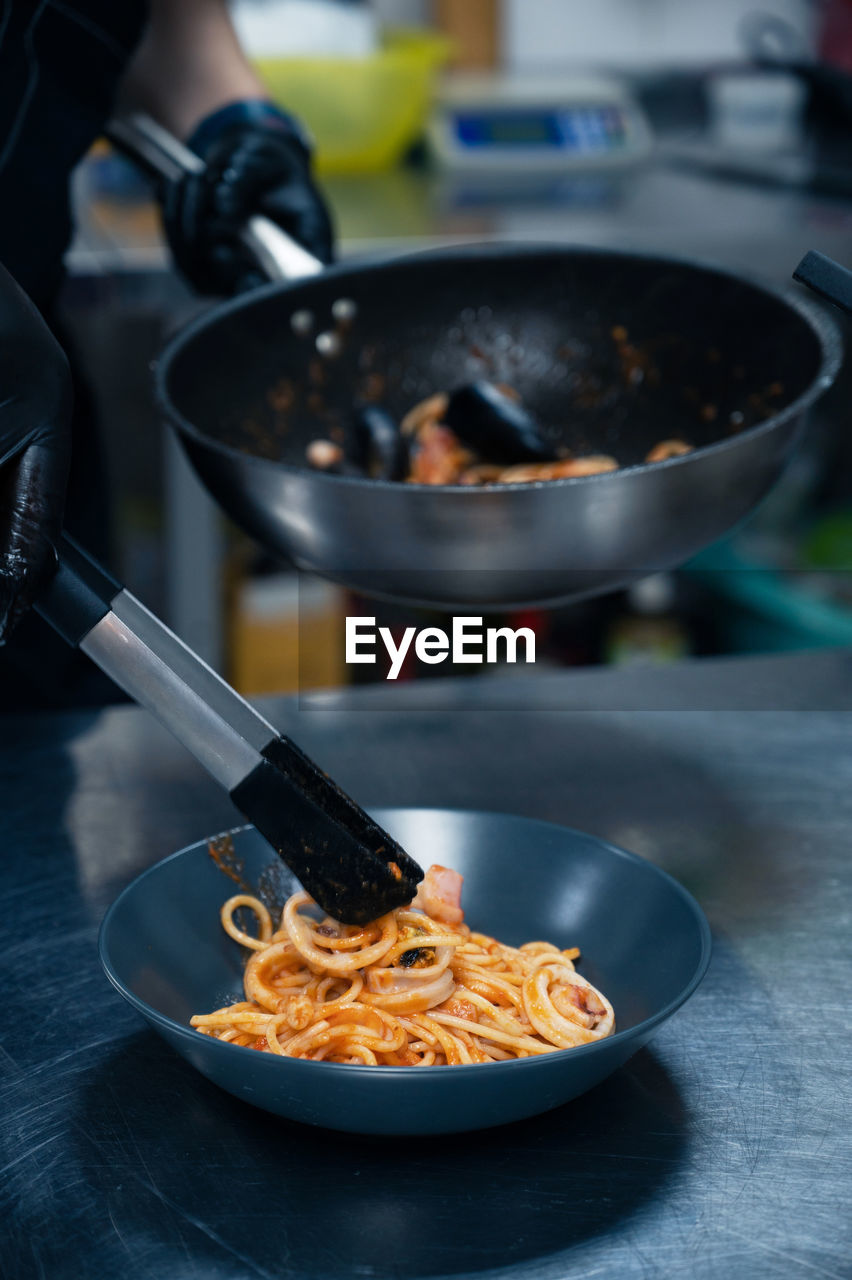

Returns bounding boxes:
[158,247,840,609]
[123,119,843,609]
[99,809,712,1135]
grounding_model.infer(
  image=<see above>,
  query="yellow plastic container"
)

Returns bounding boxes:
[252,28,451,174]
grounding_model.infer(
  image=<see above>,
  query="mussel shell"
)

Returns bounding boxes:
[349,406,410,481]
[443,382,553,465]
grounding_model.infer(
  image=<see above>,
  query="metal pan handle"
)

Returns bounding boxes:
[106,112,324,284]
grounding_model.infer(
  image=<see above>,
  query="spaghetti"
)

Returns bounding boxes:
[191,865,614,1065]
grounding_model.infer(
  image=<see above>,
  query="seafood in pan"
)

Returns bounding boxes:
[304,379,694,486]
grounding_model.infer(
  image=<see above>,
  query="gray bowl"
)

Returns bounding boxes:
[99,809,711,1135]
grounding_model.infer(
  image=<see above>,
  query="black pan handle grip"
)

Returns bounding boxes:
[793,251,852,317]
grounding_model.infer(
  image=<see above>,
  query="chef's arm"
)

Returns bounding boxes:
[119,0,335,295]
[120,0,266,140]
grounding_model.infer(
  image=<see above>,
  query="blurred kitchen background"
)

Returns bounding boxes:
[65,0,852,695]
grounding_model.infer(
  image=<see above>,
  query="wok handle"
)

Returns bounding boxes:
[106,112,323,284]
[35,534,279,792]
[793,251,852,317]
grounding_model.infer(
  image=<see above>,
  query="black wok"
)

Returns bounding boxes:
[123,117,841,609]
[158,244,840,608]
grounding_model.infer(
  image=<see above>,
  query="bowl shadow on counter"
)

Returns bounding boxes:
[69,1035,688,1278]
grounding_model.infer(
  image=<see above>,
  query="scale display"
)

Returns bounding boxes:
[430,77,653,172]
[454,106,630,154]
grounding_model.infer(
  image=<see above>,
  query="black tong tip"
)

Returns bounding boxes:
[231,735,423,924]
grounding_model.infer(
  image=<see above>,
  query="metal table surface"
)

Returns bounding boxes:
[2,650,851,1280]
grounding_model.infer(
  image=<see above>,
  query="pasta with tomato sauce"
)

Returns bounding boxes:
[190,865,614,1065]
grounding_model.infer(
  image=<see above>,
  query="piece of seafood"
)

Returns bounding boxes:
[443,381,553,464]
[349,406,411,481]
[408,422,474,485]
[498,455,619,484]
[400,393,450,438]
[645,439,693,463]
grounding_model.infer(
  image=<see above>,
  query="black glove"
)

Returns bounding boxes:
[0,263,71,643]
[162,100,335,296]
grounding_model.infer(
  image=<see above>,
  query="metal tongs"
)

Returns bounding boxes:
[37,537,423,922]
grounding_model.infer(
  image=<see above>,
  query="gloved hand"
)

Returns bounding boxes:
[0,263,71,643]
[162,100,335,296]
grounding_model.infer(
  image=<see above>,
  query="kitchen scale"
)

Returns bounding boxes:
[429,73,653,172]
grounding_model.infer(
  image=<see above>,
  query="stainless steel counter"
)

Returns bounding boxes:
[2,651,851,1279]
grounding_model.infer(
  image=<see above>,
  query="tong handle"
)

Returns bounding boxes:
[106,112,323,284]
[36,535,278,791]
[35,537,422,922]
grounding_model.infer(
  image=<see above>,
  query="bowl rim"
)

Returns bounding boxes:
[99,807,713,1081]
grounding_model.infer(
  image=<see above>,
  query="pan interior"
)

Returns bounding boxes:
[162,248,826,471]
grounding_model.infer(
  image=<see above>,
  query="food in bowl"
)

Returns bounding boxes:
[191,864,615,1065]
